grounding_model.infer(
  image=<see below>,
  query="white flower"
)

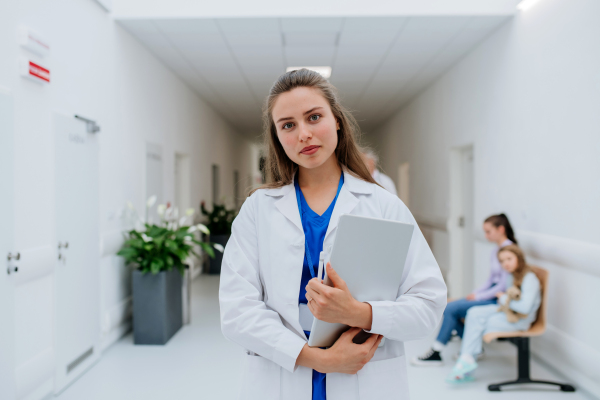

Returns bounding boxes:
[146,195,157,208]
[179,217,187,226]
[173,207,179,219]
[157,204,166,216]
[141,233,153,242]
[197,224,210,235]
[185,208,195,217]
[214,243,224,253]
[187,226,198,233]
[126,201,134,210]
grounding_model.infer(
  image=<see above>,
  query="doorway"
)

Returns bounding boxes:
[448,145,474,298]
[145,143,163,223]
[397,162,410,207]
[174,153,191,213]
[54,112,101,392]
[0,88,16,400]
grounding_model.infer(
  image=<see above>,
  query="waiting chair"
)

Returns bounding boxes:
[482,266,575,392]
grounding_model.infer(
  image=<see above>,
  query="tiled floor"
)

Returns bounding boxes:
[56,275,590,400]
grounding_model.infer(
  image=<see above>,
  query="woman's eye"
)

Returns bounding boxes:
[309,114,321,122]
[283,122,294,129]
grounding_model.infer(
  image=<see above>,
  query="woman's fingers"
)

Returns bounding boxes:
[305,286,322,304]
[340,327,362,342]
[366,335,383,360]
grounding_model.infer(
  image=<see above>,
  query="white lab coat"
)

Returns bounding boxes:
[373,170,398,197]
[219,170,447,400]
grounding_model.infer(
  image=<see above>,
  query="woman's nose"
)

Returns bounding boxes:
[298,124,312,142]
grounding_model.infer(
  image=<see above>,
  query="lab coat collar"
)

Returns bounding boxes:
[262,168,373,197]
[264,168,373,236]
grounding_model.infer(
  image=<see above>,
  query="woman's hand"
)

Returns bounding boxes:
[305,263,373,330]
[296,328,382,374]
[496,292,505,299]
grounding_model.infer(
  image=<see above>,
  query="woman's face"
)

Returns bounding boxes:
[272,87,340,170]
[498,251,519,273]
[483,222,504,243]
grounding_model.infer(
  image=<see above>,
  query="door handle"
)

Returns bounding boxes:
[7,252,20,261]
[7,265,18,274]
[58,242,69,249]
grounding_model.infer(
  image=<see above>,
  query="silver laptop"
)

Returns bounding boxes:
[307,214,414,348]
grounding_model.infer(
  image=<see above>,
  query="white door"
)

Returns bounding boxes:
[0,88,16,400]
[54,113,100,392]
[174,153,191,212]
[448,146,475,297]
[146,143,163,223]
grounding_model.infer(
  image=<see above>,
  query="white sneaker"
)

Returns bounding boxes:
[410,349,444,367]
[453,348,485,361]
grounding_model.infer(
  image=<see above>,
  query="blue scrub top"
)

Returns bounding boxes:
[295,172,344,400]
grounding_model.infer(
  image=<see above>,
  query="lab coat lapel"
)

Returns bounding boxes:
[273,185,303,233]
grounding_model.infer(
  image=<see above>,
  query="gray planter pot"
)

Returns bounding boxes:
[132,268,183,345]
[209,234,229,274]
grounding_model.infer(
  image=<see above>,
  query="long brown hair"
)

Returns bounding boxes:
[485,213,518,244]
[252,68,377,194]
[498,244,531,288]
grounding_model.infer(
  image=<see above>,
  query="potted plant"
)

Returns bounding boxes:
[200,200,236,274]
[118,196,223,345]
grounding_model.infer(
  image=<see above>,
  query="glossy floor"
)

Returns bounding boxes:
[56,275,591,400]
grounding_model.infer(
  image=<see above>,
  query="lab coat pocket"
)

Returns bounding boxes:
[239,354,281,400]
[356,356,409,400]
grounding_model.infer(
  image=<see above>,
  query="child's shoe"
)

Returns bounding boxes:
[446,371,475,384]
[451,356,478,376]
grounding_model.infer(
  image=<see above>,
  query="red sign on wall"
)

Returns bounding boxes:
[28,61,50,83]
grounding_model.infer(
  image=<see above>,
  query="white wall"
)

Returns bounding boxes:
[0,0,253,397]
[371,0,600,396]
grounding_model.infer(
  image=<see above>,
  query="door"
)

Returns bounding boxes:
[0,87,16,400]
[397,162,410,207]
[174,153,191,213]
[145,143,163,223]
[54,113,100,392]
[448,146,474,297]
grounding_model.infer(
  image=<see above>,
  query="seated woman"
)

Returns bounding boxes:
[412,214,516,366]
[446,244,541,383]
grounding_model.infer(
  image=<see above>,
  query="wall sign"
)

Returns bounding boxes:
[20,58,50,84]
[18,26,50,57]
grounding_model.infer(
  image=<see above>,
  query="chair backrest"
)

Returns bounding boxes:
[527,265,548,334]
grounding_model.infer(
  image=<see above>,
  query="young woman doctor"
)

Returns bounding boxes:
[219,69,447,400]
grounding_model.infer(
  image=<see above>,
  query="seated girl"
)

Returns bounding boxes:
[446,244,541,383]
[412,214,516,366]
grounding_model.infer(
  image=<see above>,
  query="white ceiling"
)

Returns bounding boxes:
[118,16,510,138]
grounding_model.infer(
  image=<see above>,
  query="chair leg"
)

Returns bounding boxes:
[487,337,576,392]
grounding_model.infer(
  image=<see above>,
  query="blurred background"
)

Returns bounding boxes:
[0,0,598,399]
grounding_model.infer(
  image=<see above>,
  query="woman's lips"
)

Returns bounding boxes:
[300,145,320,155]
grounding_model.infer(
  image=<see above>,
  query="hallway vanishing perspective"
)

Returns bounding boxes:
[1,0,599,399]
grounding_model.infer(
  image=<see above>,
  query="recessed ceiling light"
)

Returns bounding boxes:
[517,0,542,11]
[286,66,332,79]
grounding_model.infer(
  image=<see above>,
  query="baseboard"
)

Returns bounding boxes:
[531,324,600,398]
[100,321,132,352]
[100,297,132,352]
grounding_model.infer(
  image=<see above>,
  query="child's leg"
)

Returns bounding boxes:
[459,304,499,358]
[484,311,531,336]
[436,298,495,346]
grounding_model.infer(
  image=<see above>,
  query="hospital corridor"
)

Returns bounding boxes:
[1,0,599,399]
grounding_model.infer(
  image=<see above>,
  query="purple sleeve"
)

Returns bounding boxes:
[473,275,494,298]
[475,271,507,300]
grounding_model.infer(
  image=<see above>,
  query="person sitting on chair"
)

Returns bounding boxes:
[411,214,516,366]
[446,244,541,383]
